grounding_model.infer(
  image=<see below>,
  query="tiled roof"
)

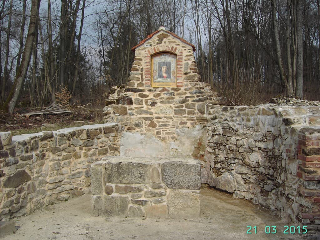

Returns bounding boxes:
[131,29,196,52]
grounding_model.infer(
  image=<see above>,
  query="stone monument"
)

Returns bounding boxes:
[91,27,218,218]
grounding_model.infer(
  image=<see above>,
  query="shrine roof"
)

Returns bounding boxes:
[131,27,196,52]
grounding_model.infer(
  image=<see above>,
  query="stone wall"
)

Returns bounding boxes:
[204,102,320,231]
[0,123,120,221]
[91,157,201,219]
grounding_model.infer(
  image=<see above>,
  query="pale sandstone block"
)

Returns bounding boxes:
[104,162,149,184]
[103,195,129,217]
[92,195,103,217]
[0,132,12,146]
[91,163,103,195]
[127,205,145,218]
[145,204,168,218]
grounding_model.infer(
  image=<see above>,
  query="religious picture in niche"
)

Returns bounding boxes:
[152,53,176,87]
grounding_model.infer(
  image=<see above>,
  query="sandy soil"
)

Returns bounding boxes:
[1,186,315,240]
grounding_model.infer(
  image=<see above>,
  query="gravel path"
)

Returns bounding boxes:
[2,186,315,240]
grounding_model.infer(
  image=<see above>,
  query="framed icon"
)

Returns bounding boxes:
[151,53,177,87]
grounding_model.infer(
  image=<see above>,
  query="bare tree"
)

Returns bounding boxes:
[4,0,41,113]
[2,0,13,102]
[296,0,303,98]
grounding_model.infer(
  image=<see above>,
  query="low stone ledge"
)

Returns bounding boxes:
[91,157,201,219]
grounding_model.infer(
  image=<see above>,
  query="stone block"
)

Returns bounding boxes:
[30,140,39,151]
[197,103,206,114]
[91,164,103,195]
[136,109,153,115]
[174,109,186,115]
[62,153,72,160]
[105,185,114,195]
[98,147,109,156]
[138,93,149,98]
[145,204,168,218]
[152,198,165,204]
[161,161,201,190]
[71,138,83,146]
[131,193,143,199]
[39,131,54,141]
[104,161,149,184]
[103,126,116,134]
[184,74,198,81]
[3,170,31,188]
[127,205,145,218]
[57,137,67,146]
[114,185,143,194]
[5,157,19,167]
[69,171,84,179]
[113,105,128,115]
[134,98,144,105]
[83,140,94,147]
[20,154,33,161]
[149,166,161,183]
[148,121,157,128]
[0,132,12,146]
[185,103,195,109]
[103,195,129,216]
[212,172,236,193]
[167,190,200,219]
[131,199,149,206]
[144,190,166,198]
[154,105,173,115]
[259,107,274,116]
[92,195,103,217]
[0,150,9,158]
[125,88,145,93]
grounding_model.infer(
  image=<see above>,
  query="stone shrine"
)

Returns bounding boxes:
[93,27,213,218]
[1,27,320,235]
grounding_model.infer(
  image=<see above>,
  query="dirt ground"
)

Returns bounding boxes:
[0,106,104,135]
[1,186,317,240]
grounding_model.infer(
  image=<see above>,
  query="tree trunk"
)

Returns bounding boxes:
[286,0,293,94]
[39,20,54,104]
[16,0,27,69]
[67,0,81,67]
[72,0,86,94]
[47,0,55,102]
[5,0,41,113]
[272,0,293,96]
[60,0,67,87]
[296,0,303,98]
[2,0,13,103]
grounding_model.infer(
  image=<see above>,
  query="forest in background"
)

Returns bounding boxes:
[0,0,319,114]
